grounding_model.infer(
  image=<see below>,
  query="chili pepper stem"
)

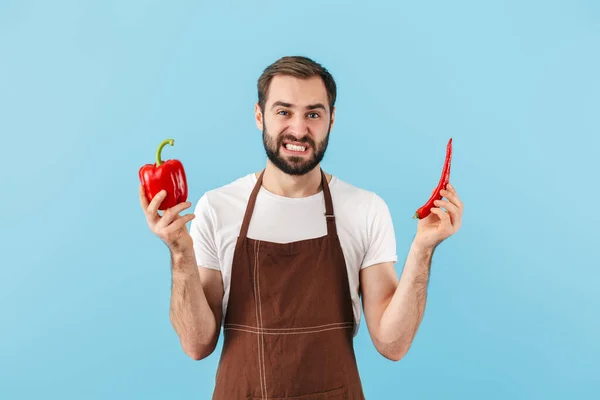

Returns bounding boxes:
[413,213,419,219]
[156,139,175,166]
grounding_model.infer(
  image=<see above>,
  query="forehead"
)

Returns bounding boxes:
[266,75,328,107]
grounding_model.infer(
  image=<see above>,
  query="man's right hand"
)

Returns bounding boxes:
[139,185,196,253]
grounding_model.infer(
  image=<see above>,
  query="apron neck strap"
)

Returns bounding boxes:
[238,168,336,240]
[320,169,337,236]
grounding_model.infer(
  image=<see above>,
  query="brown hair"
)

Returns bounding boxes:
[257,56,337,113]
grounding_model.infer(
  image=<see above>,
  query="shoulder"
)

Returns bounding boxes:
[330,175,390,214]
[329,175,395,240]
[194,172,256,215]
[329,175,397,270]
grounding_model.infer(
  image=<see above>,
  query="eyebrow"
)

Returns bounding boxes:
[271,101,327,111]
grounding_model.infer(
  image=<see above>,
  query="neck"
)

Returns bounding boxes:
[258,161,329,198]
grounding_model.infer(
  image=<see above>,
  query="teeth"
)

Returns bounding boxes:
[285,144,306,152]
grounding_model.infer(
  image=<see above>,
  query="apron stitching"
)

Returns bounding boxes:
[224,326,354,335]
[253,240,266,399]
[225,322,353,331]
[256,240,268,398]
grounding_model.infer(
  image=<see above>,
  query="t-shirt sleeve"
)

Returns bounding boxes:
[361,193,398,269]
[189,193,220,270]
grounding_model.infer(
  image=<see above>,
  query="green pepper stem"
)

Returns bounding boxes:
[156,139,175,166]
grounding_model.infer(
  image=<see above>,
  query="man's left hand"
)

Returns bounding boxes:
[414,183,463,250]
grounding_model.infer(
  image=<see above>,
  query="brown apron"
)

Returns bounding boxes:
[212,169,366,399]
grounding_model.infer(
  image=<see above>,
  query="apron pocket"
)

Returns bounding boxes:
[250,386,347,399]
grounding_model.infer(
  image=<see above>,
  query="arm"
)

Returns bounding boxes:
[139,186,224,361]
[361,183,463,361]
[360,242,434,361]
[169,249,223,360]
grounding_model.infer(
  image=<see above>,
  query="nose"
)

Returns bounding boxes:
[287,115,309,139]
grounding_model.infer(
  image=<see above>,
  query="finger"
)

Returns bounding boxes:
[147,190,167,217]
[434,199,458,213]
[440,189,463,210]
[434,199,459,225]
[139,185,149,210]
[157,201,193,229]
[163,213,196,234]
[141,186,161,225]
[446,183,462,203]
[430,207,452,229]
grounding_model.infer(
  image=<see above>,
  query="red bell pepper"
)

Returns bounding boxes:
[139,138,188,211]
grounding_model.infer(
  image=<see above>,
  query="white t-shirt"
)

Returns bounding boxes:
[189,172,398,336]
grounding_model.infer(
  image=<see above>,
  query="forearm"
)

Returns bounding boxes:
[169,249,217,359]
[378,241,434,355]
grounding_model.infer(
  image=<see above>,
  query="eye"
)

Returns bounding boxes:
[307,112,320,119]
[277,110,289,116]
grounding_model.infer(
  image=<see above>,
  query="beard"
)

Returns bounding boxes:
[262,122,331,176]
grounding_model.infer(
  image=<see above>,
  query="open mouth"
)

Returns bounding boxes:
[281,141,310,155]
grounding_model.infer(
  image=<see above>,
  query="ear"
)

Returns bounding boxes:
[329,106,336,130]
[254,102,263,131]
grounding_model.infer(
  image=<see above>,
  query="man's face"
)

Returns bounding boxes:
[256,75,335,176]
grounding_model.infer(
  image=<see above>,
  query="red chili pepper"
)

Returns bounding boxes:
[413,138,453,219]
[139,138,188,211]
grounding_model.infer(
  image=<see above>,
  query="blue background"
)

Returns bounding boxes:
[1,0,598,398]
